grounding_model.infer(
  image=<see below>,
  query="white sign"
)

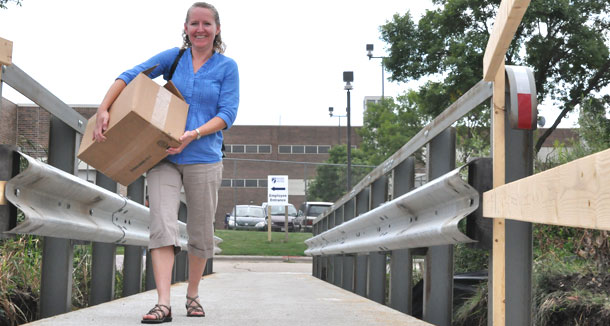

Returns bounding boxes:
[267,175,288,205]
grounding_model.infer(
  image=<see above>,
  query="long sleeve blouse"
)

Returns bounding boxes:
[117,47,239,164]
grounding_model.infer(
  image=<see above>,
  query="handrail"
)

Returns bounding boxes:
[314,80,493,223]
[1,64,87,134]
[305,164,478,255]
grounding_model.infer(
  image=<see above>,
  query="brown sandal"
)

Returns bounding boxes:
[141,304,172,324]
[185,295,205,317]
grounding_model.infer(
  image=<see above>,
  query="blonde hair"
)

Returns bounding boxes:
[181,2,225,53]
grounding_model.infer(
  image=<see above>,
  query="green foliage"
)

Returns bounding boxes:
[71,245,92,308]
[380,0,610,152]
[0,0,21,9]
[454,244,488,274]
[214,229,312,257]
[306,145,373,203]
[0,235,41,325]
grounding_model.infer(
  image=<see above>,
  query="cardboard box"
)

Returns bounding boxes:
[0,37,12,66]
[78,67,189,186]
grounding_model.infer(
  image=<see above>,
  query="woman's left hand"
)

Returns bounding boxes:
[166,130,197,155]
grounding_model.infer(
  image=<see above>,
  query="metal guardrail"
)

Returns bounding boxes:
[305,165,477,256]
[4,151,223,253]
[314,79,493,224]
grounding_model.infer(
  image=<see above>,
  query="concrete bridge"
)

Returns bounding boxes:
[24,256,431,326]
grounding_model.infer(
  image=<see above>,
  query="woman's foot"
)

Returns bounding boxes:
[141,304,172,324]
[185,295,205,317]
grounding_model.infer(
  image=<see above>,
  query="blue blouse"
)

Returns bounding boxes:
[117,47,239,164]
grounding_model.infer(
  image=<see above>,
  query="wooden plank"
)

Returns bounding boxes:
[482,0,530,81]
[0,181,7,205]
[0,37,12,65]
[483,147,610,231]
[492,63,506,326]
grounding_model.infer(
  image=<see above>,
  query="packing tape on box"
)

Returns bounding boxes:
[150,87,172,130]
[0,181,7,205]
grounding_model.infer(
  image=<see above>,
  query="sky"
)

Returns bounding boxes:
[0,0,578,127]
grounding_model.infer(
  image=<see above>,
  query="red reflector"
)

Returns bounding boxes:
[517,93,532,129]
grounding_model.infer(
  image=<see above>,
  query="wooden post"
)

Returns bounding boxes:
[284,205,289,242]
[267,205,272,242]
[492,62,506,326]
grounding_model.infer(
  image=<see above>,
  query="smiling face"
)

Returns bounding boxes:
[184,7,220,51]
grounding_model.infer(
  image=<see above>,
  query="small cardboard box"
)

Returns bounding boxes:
[78,67,189,186]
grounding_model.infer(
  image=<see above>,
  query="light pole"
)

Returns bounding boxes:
[366,44,387,99]
[328,106,346,144]
[343,71,353,191]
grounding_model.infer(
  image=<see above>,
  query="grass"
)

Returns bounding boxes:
[214,229,312,256]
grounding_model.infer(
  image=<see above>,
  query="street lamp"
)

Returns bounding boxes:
[343,71,353,191]
[366,44,387,99]
[328,107,346,144]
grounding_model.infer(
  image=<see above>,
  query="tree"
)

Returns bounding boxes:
[0,0,21,9]
[380,0,610,153]
[307,145,372,203]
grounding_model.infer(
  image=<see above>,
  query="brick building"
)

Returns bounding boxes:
[0,98,362,228]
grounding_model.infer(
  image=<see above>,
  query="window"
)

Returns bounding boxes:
[258,179,267,188]
[232,145,244,153]
[225,144,272,154]
[305,146,317,154]
[245,145,258,153]
[278,145,333,154]
[221,179,231,187]
[245,179,258,187]
[233,179,244,187]
[259,145,271,153]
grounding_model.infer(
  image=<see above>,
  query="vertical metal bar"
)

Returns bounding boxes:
[145,249,155,290]
[40,116,75,318]
[423,128,456,326]
[342,199,356,291]
[390,157,415,314]
[367,176,387,304]
[175,202,188,282]
[90,172,117,306]
[204,259,213,276]
[354,188,370,297]
[333,255,343,287]
[123,176,145,296]
[504,108,534,326]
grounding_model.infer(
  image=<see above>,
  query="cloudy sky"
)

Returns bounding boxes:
[0,0,577,127]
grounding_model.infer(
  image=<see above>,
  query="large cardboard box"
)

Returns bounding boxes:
[78,67,189,186]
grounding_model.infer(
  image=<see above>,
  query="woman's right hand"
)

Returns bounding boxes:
[93,110,109,142]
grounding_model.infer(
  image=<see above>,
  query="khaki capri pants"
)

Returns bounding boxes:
[147,159,223,259]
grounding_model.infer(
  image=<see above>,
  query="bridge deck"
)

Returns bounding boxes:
[25,257,431,326]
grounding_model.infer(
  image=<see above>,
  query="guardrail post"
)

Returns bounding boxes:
[367,175,387,304]
[40,116,75,318]
[504,113,534,326]
[423,127,456,326]
[354,188,369,296]
[320,215,329,281]
[342,198,355,291]
[123,176,145,296]
[0,145,18,238]
[90,172,117,306]
[333,207,344,287]
[390,157,415,314]
[145,249,156,290]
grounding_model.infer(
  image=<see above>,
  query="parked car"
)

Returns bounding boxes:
[227,205,266,231]
[294,201,333,232]
[261,202,298,232]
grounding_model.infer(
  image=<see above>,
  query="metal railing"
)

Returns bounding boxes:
[305,74,534,325]
[1,63,219,318]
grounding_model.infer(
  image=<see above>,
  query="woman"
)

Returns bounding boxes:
[93,2,238,323]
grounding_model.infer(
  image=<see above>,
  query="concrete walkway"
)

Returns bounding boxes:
[25,256,431,326]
